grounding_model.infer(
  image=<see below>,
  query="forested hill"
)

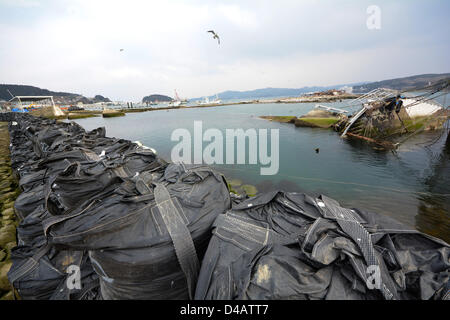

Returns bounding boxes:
[0,84,77,100]
[142,94,173,102]
[0,84,111,104]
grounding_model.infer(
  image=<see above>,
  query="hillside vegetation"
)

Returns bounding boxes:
[0,84,110,104]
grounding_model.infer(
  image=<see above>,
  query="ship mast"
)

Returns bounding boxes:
[174,89,181,101]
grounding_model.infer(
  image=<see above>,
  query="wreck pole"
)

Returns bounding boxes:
[446,128,450,149]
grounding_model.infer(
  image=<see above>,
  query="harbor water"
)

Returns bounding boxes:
[71,100,450,242]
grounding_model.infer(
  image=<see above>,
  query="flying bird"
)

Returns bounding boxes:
[120,49,124,52]
[207,30,220,45]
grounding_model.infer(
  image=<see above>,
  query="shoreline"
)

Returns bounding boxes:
[0,122,20,300]
[44,94,359,119]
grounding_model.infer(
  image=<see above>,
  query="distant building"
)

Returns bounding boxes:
[8,95,65,116]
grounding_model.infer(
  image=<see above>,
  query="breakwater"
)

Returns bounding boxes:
[0,112,229,299]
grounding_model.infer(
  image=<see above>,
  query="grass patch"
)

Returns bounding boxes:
[120,108,150,113]
[260,116,297,123]
[67,114,98,120]
[102,112,125,118]
[296,117,339,128]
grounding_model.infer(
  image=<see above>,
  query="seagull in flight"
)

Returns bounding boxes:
[207,30,220,45]
[120,48,124,52]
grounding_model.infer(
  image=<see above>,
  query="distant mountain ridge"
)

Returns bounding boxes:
[209,87,331,100]
[0,84,111,104]
[191,83,365,101]
[192,73,450,100]
[352,73,450,93]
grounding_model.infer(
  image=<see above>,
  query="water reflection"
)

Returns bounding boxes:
[416,135,450,243]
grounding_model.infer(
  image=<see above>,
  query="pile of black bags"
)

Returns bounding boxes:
[195,191,449,300]
[2,112,448,300]
[4,113,231,299]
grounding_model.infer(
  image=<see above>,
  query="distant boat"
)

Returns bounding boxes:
[212,94,222,104]
[175,89,188,103]
[168,100,182,107]
[169,89,187,107]
[198,96,210,105]
[198,94,221,105]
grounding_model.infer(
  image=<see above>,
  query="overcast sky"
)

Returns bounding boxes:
[0,0,449,101]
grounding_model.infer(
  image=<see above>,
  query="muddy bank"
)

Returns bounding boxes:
[259,116,297,123]
[260,109,342,129]
[0,122,20,300]
[102,109,125,118]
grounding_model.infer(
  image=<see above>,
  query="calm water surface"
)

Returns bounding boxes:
[72,101,450,242]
